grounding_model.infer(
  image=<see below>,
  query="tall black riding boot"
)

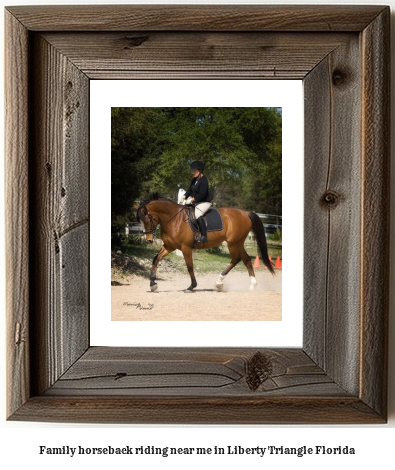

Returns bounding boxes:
[197,217,207,243]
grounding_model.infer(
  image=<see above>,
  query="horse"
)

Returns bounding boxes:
[136,192,275,292]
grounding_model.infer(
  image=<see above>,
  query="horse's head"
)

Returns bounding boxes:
[136,193,162,243]
[136,203,156,243]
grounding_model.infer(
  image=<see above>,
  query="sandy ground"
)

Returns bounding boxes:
[111,268,282,321]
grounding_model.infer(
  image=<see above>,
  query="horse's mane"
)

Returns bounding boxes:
[139,192,177,207]
[137,192,179,223]
[141,191,161,205]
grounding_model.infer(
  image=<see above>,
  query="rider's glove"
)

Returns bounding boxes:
[186,197,193,205]
[179,195,186,203]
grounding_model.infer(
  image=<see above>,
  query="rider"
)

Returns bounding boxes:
[180,160,211,243]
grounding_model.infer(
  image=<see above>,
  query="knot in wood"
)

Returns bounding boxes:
[123,35,149,49]
[332,68,348,87]
[321,190,340,208]
[246,351,273,391]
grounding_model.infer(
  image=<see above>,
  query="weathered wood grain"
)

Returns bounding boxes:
[304,35,362,395]
[42,32,350,80]
[5,5,389,424]
[5,5,386,32]
[10,395,384,425]
[5,10,30,419]
[360,10,390,418]
[9,350,382,424]
[30,35,90,395]
[303,56,332,370]
[46,348,344,397]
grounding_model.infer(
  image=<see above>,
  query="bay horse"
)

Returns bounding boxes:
[136,192,274,292]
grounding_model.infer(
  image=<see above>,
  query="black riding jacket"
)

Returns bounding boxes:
[184,175,210,203]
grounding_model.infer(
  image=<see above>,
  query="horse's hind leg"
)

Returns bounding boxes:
[215,243,242,292]
[150,245,173,292]
[240,247,257,290]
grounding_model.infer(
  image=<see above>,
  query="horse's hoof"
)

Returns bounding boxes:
[249,276,257,291]
[216,274,225,292]
[150,284,158,292]
[184,285,195,292]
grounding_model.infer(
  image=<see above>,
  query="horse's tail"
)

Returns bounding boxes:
[248,212,275,275]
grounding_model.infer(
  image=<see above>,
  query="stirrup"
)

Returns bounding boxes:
[193,234,206,247]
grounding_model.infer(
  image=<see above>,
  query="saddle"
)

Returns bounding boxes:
[187,206,223,234]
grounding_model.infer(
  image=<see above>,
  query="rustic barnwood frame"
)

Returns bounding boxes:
[5,5,389,423]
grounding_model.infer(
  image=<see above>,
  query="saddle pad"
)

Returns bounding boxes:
[189,208,223,233]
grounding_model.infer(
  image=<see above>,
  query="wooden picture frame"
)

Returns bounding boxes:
[5,5,389,424]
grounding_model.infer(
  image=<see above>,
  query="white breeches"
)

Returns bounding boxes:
[195,202,211,219]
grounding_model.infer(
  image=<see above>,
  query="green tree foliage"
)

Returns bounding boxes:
[111,107,282,226]
[111,107,162,228]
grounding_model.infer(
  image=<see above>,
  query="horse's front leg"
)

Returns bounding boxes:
[181,245,197,292]
[150,245,173,292]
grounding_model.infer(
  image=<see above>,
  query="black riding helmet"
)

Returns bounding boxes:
[190,160,205,171]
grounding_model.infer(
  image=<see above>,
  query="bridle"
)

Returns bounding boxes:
[141,210,157,235]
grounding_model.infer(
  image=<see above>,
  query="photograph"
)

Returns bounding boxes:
[110,107,283,321]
